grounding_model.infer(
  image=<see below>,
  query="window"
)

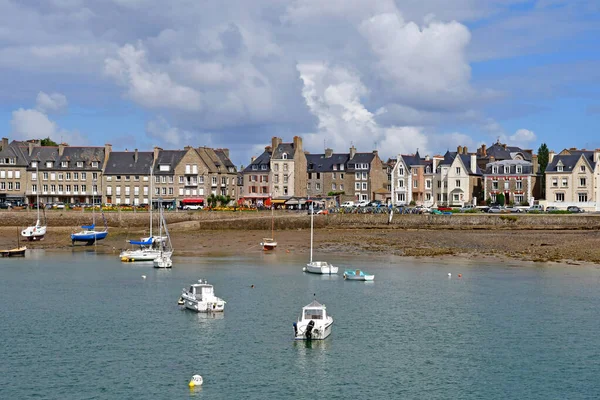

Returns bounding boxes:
[261,165,267,171]
[252,165,258,171]
[492,166,498,174]
[159,165,170,171]
[221,177,226,185]
[61,161,68,168]
[212,177,217,185]
[179,176,184,184]
[456,167,461,174]
[43,172,48,180]
[413,169,417,176]
[92,162,98,168]
[340,184,344,191]
[32,161,38,168]
[32,184,37,193]
[398,167,404,176]
[580,178,586,187]
[397,193,405,202]
[192,165,198,174]
[46,162,53,168]
[515,195,524,204]
[332,183,336,190]
[340,173,344,179]
[168,176,173,184]
[332,172,336,179]
[58,173,63,181]
[50,184,55,193]
[555,193,564,202]
[282,153,288,160]
[580,165,586,172]
[425,193,431,201]
[413,180,418,188]
[81,185,86,193]
[93,185,97,194]
[7,182,12,190]
[361,182,367,190]
[355,172,360,180]
[185,164,191,174]
[516,179,523,190]
[66,185,71,193]
[143,186,148,195]
[283,174,289,184]
[81,172,86,180]
[125,187,130,196]
[426,180,431,189]
[116,187,121,195]
[274,163,279,172]
[398,179,404,188]
[453,194,460,202]
[579,193,588,202]
[504,166,510,174]
[504,181,509,190]
[316,183,321,191]
[562,178,568,187]
[552,178,558,187]
[106,175,111,181]
[283,163,288,172]
[492,180,499,190]
[168,188,173,195]
[73,172,79,180]
[199,176,204,184]
[43,184,48,193]
[134,175,139,181]
[557,165,563,172]
[362,172,367,180]
[283,186,288,195]
[516,165,522,174]
[77,161,83,168]
[456,180,461,188]
[355,182,360,190]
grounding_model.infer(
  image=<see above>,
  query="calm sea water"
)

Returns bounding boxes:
[1,250,600,399]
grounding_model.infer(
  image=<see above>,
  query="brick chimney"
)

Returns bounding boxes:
[293,136,303,152]
[532,154,539,174]
[134,149,138,162]
[549,150,555,164]
[480,144,487,156]
[1,137,8,151]
[28,141,35,156]
[58,143,65,156]
[271,137,282,151]
[457,145,463,154]
[349,145,356,159]
[464,146,468,155]
[153,146,161,161]
[325,148,333,158]
[104,143,112,166]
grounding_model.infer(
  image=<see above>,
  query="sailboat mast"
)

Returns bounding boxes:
[92,180,96,226]
[150,166,153,238]
[36,163,40,224]
[158,201,162,256]
[271,203,274,238]
[310,200,313,263]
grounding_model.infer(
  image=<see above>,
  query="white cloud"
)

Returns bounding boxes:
[506,128,537,148]
[104,43,202,111]
[146,116,212,148]
[35,91,68,114]
[10,108,86,145]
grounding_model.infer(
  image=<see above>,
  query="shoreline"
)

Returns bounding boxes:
[2,225,599,266]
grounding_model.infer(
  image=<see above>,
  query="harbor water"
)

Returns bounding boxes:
[1,250,600,399]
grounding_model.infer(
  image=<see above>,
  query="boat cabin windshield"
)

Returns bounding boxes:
[190,285,213,296]
[304,308,323,320]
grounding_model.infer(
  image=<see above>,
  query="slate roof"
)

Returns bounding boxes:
[14,145,106,171]
[484,159,535,174]
[214,149,236,170]
[483,142,532,162]
[154,150,186,175]
[272,143,296,160]
[104,151,154,175]
[439,151,482,175]
[0,140,29,167]
[546,151,595,173]
[243,149,271,173]
[306,153,350,172]
[347,153,375,170]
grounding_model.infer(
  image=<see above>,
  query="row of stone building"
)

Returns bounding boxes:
[1,136,599,210]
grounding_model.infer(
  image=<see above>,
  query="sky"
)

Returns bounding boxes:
[1,0,599,166]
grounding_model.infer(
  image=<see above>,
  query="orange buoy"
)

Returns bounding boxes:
[458,274,462,278]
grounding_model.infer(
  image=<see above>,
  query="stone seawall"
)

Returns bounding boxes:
[2,210,600,231]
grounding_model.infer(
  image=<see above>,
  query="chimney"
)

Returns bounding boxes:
[104,143,112,166]
[594,149,600,163]
[293,136,303,152]
[184,145,192,151]
[464,146,468,155]
[28,141,35,156]
[1,137,8,151]
[432,155,443,172]
[134,149,138,162]
[265,145,272,153]
[532,154,539,174]
[271,136,282,151]
[349,145,356,159]
[372,150,379,159]
[470,154,477,173]
[58,143,65,156]
[325,148,333,158]
[457,145,463,154]
[425,154,430,161]
[549,151,555,164]
[153,146,161,161]
[481,144,487,156]
[221,148,230,159]
[251,156,257,163]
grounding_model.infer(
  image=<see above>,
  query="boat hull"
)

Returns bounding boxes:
[120,249,169,262]
[153,255,172,268]
[343,270,375,281]
[0,246,27,257]
[181,296,225,313]
[71,230,108,245]
[304,262,338,275]
[21,225,46,241]
[294,319,333,340]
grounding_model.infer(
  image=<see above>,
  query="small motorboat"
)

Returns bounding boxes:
[343,269,375,281]
[153,254,172,268]
[293,300,333,340]
[181,279,226,313]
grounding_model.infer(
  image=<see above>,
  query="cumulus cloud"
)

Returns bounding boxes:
[146,116,212,148]
[507,129,537,148]
[35,91,68,114]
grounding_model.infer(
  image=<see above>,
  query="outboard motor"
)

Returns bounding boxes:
[293,322,298,337]
[305,320,315,340]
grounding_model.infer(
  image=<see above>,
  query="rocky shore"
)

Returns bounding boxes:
[1,210,600,264]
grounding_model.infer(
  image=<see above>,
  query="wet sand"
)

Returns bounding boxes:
[2,226,600,265]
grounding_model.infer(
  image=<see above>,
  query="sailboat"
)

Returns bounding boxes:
[71,188,108,245]
[1,227,27,257]
[120,167,166,262]
[153,204,173,268]
[260,201,277,251]
[303,200,338,274]
[21,164,47,241]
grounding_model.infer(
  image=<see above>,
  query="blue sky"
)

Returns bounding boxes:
[0,0,599,165]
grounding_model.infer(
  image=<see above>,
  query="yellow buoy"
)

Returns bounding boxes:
[189,375,203,387]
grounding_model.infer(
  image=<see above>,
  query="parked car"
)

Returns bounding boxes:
[53,202,65,209]
[527,204,545,212]
[367,200,382,207]
[183,204,203,210]
[504,206,523,213]
[567,206,585,213]
[546,206,560,212]
[0,202,10,209]
[356,200,370,207]
[340,201,355,207]
[459,204,476,212]
[414,205,431,214]
[487,206,505,213]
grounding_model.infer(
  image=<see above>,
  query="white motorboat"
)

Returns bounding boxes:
[153,205,173,268]
[293,300,333,340]
[303,200,337,274]
[343,269,375,281]
[180,279,226,313]
[22,163,47,241]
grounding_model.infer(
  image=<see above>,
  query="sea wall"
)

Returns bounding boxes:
[2,210,600,231]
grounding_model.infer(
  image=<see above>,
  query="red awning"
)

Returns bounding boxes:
[182,198,204,204]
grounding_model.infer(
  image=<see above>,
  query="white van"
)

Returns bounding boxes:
[341,201,355,207]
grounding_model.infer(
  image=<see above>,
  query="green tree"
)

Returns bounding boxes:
[496,193,505,205]
[40,137,59,146]
[537,143,549,199]
[207,194,218,208]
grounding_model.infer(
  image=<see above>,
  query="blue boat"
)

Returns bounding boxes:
[343,269,375,281]
[71,208,109,245]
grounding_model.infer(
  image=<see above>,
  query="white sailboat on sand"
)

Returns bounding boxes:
[303,200,337,274]
[260,201,277,251]
[120,166,168,262]
[21,164,46,241]
[153,203,173,268]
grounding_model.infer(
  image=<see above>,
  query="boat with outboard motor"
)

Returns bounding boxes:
[180,279,226,313]
[293,300,333,340]
[343,269,375,281]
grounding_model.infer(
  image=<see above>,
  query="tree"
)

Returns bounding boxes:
[537,143,549,199]
[207,194,218,208]
[496,193,505,206]
[40,137,59,146]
